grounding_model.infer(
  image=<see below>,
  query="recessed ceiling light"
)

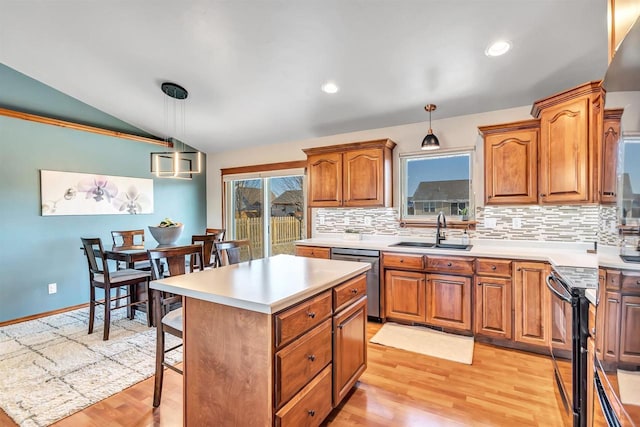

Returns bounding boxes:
[485,40,512,57]
[321,81,339,94]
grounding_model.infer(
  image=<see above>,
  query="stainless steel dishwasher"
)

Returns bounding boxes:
[330,247,381,321]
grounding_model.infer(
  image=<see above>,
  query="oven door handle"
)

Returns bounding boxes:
[545,273,572,303]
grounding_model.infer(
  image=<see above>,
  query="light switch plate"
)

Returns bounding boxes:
[512,218,522,229]
[364,216,372,226]
[484,218,497,228]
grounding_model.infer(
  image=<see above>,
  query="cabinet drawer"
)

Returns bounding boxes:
[275,291,332,348]
[621,271,640,291]
[275,319,332,408]
[475,258,512,278]
[275,364,333,427]
[606,270,621,290]
[427,256,474,275]
[333,274,367,312]
[295,246,331,259]
[383,252,424,270]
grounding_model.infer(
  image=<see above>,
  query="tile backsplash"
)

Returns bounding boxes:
[313,204,621,245]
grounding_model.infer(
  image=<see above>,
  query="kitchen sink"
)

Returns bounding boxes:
[388,242,472,251]
[388,241,435,248]
[621,255,640,263]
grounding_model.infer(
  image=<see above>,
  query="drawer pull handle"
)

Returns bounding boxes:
[308,410,316,417]
[400,259,404,263]
[591,328,596,335]
[637,280,640,285]
[447,262,452,267]
[351,288,359,294]
[491,265,496,270]
[307,311,316,319]
[307,354,316,362]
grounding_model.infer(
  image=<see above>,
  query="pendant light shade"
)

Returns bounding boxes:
[150,82,202,179]
[421,104,440,150]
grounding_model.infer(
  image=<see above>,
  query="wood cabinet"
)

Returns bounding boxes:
[479,119,539,205]
[333,296,367,405]
[384,269,426,322]
[513,261,551,347]
[295,245,331,259]
[531,81,603,204]
[603,291,621,363]
[426,274,471,331]
[304,139,396,208]
[619,295,640,364]
[600,109,623,204]
[474,258,512,340]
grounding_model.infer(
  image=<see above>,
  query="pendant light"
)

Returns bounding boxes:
[150,82,202,179]
[421,104,440,150]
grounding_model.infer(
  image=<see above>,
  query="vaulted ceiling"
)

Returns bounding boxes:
[0,1,608,153]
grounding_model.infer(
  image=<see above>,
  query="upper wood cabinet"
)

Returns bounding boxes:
[600,108,624,204]
[531,81,604,204]
[303,139,396,208]
[479,119,540,205]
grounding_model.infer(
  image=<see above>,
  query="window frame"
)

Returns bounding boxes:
[399,148,475,225]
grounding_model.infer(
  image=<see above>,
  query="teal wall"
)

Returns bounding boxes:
[0,64,207,322]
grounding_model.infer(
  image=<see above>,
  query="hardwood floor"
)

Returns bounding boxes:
[1,323,571,426]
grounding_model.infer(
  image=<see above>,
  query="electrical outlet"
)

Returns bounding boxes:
[609,221,617,233]
[512,217,522,229]
[344,217,350,225]
[48,283,57,294]
[484,218,497,229]
[319,216,325,225]
[364,216,372,226]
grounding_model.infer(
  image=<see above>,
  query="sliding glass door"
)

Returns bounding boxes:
[225,172,305,259]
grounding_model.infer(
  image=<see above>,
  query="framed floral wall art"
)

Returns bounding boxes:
[40,170,154,216]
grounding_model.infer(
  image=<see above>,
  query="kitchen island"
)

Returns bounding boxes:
[150,254,371,427]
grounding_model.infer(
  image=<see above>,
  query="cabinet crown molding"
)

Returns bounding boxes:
[530,80,603,118]
[477,119,540,136]
[604,108,625,120]
[302,138,397,155]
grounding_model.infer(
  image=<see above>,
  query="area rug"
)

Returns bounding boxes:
[0,307,182,427]
[617,369,640,406]
[370,322,474,365]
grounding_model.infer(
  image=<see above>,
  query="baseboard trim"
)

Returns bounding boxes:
[0,303,89,327]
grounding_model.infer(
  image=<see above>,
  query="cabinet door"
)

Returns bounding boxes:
[307,153,343,207]
[343,148,385,207]
[600,114,621,204]
[333,297,367,405]
[603,291,620,363]
[426,274,471,331]
[551,294,572,352]
[619,295,640,364]
[595,269,607,357]
[484,129,538,204]
[538,97,590,203]
[514,262,551,347]
[474,276,512,339]
[384,270,426,322]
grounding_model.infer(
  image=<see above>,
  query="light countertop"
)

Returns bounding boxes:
[149,254,371,314]
[296,237,640,271]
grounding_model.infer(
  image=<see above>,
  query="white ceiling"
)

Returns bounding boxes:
[0,1,608,154]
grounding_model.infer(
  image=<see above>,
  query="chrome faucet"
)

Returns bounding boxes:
[436,211,447,246]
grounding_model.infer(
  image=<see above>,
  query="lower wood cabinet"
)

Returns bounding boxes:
[474,276,512,339]
[603,291,621,363]
[333,297,367,405]
[384,270,426,322]
[619,295,640,365]
[513,261,551,347]
[426,274,471,331]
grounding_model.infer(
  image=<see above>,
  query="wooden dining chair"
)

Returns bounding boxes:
[111,229,145,247]
[80,237,151,341]
[147,244,203,407]
[205,228,226,267]
[215,239,253,266]
[191,234,218,270]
